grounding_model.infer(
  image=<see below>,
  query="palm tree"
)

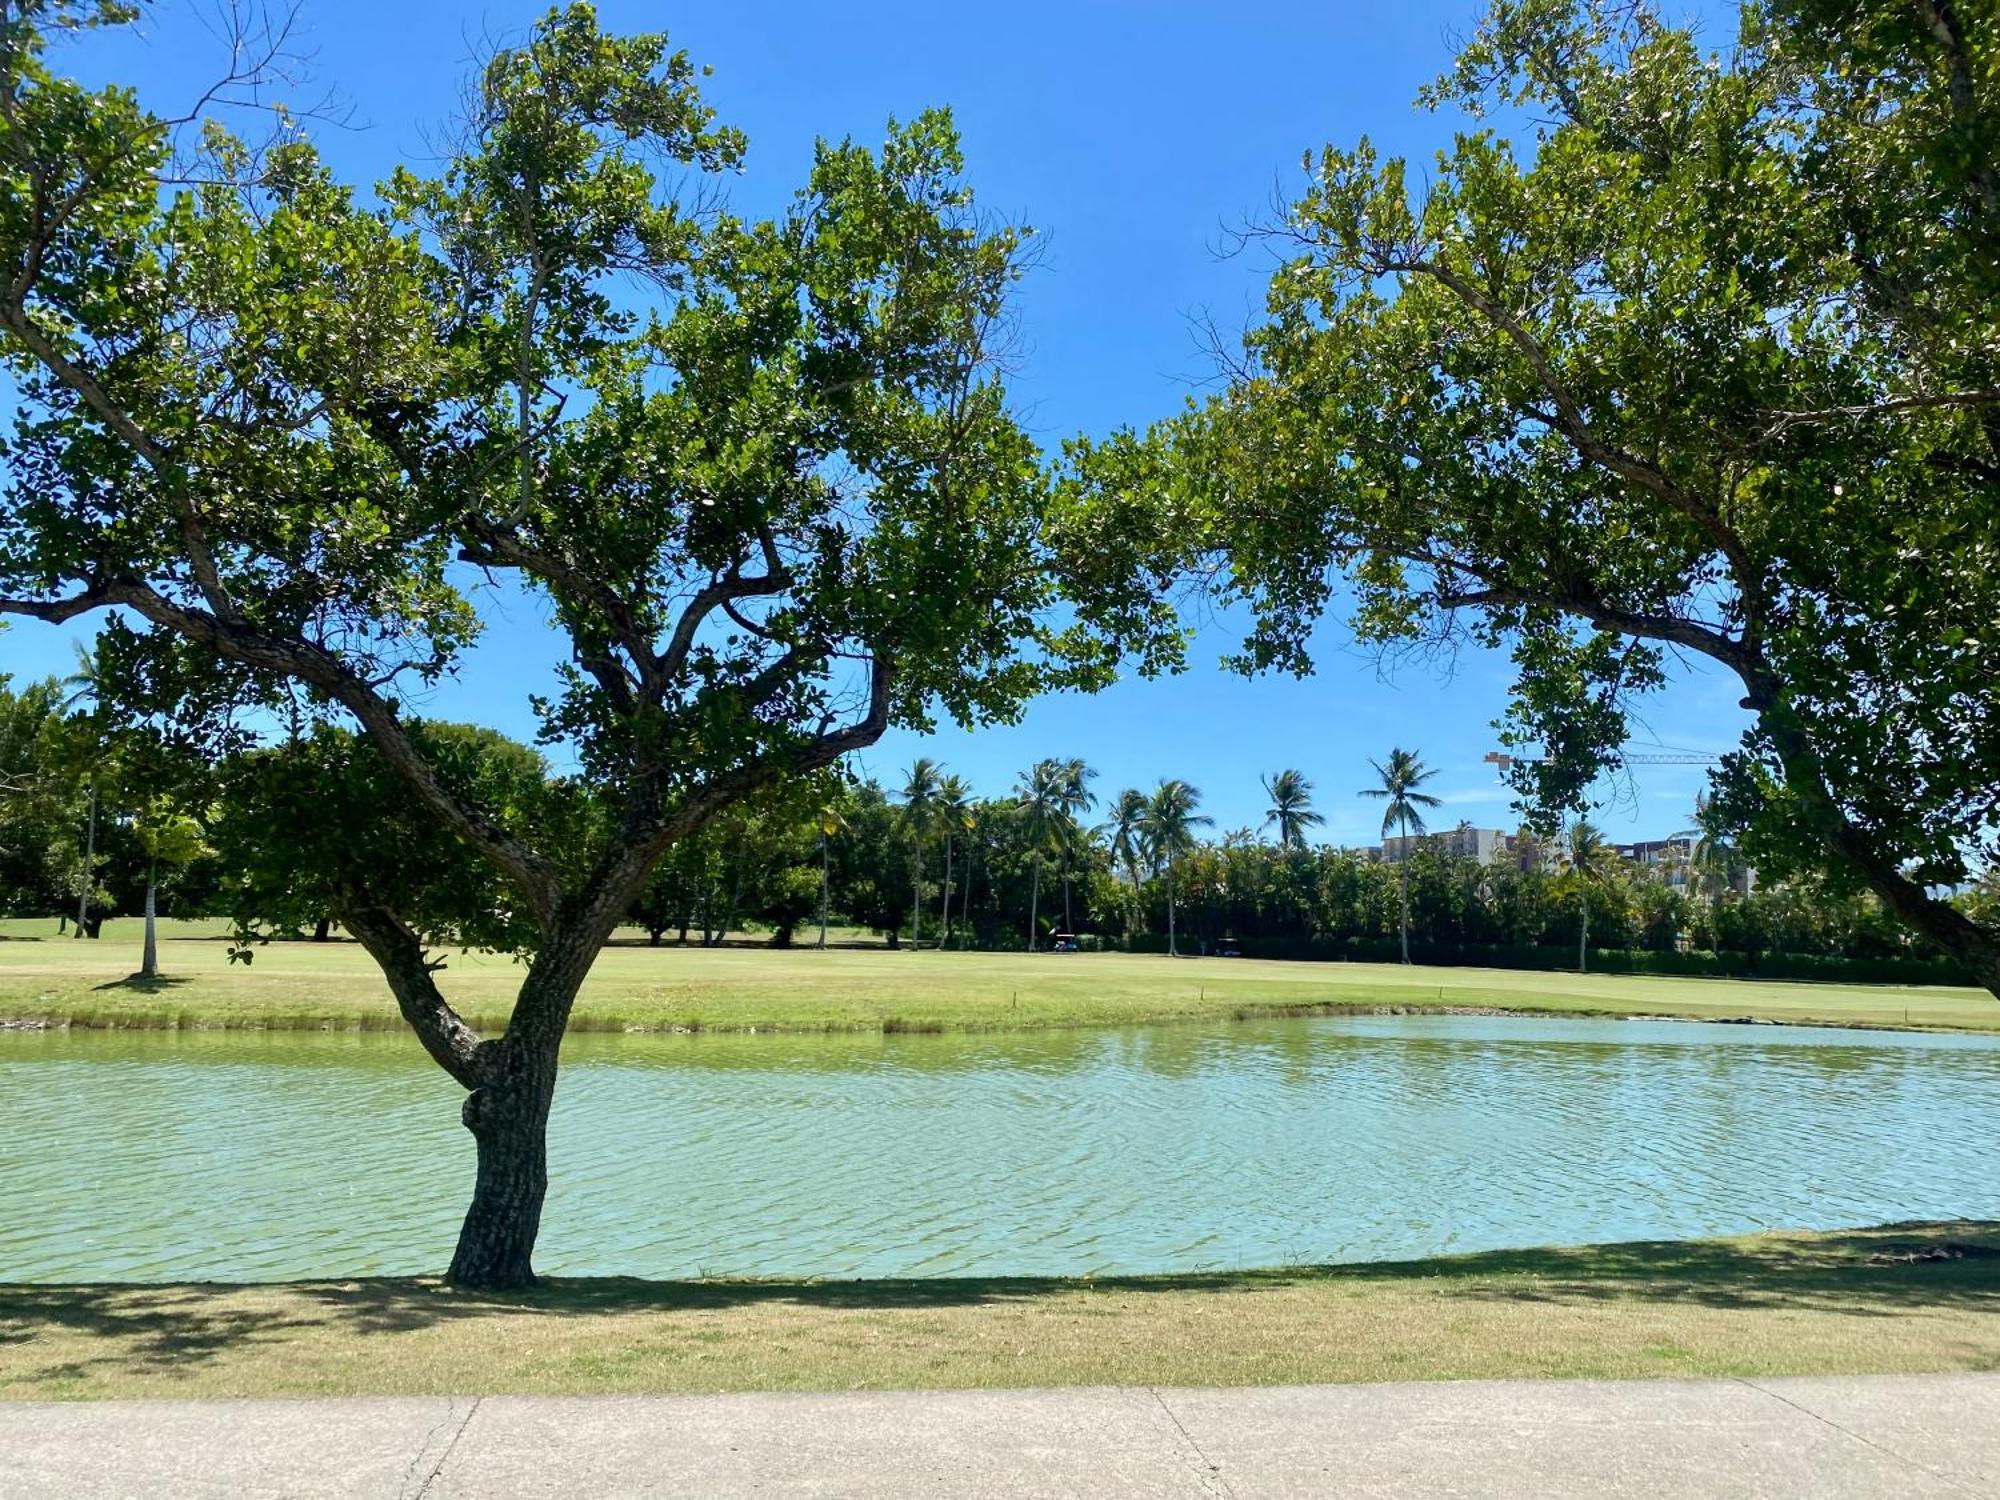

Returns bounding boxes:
[1684,791,1740,906]
[1104,787,1148,938]
[1360,747,1442,964]
[1140,779,1211,957]
[933,774,974,948]
[1561,819,1620,972]
[61,641,105,939]
[1014,758,1071,950]
[1052,756,1098,934]
[897,758,943,948]
[1261,768,1324,850]
[813,799,848,950]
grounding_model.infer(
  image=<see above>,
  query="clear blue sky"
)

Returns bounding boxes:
[3,0,1746,844]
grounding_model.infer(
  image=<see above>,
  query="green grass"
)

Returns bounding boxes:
[4,1222,1995,1399]
[1,915,1992,1036]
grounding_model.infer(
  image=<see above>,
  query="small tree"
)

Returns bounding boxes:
[1104,787,1148,939]
[813,796,849,950]
[130,798,210,979]
[1052,756,1098,934]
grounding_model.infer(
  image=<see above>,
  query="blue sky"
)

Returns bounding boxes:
[2,0,1747,844]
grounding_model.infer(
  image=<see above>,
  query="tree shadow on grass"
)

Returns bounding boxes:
[4,1221,1996,1389]
[88,973,194,993]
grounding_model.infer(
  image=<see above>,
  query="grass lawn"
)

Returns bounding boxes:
[3,1223,1995,1400]
[0,915,1992,1035]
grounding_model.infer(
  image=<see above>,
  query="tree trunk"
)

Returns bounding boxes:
[1579,890,1589,973]
[1746,667,2000,997]
[1167,853,1178,957]
[1398,860,1410,965]
[818,833,829,950]
[139,860,158,979]
[434,926,607,1291]
[448,1063,554,1290]
[714,866,744,948]
[910,841,922,950]
[312,915,332,942]
[938,837,952,949]
[1028,859,1040,951]
[75,783,96,938]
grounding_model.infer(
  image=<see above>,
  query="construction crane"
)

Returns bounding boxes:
[1484,749,1719,775]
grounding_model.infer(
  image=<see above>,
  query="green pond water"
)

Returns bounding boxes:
[3,1013,1997,1283]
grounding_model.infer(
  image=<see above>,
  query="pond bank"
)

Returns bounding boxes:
[4,1223,1996,1401]
[4,998,1990,1040]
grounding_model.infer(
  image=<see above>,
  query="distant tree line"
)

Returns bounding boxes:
[6,674,1986,983]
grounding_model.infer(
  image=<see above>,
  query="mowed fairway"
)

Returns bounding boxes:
[1,917,1992,1034]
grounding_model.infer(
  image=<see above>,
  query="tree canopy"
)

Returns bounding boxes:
[1078,0,2000,994]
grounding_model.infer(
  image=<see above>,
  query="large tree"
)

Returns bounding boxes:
[1084,0,2000,995]
[0,2,1149,1285]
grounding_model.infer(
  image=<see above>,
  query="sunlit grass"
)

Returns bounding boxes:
[1,916,1991,1035]
[4,1222,1996,1400]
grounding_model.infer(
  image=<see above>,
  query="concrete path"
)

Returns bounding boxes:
[3,1374,1996,1498]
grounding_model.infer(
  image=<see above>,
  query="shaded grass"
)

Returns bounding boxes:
[4,1223,1997,1400]
[1,916,1993,1037]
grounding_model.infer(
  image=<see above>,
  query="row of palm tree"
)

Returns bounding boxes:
[889,746,1649,968]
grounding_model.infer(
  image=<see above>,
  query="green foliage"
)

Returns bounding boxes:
[1139,779,1209,867]
[0,2,1160,943]
[1079,0,2000,988]
[0,673,86,912]
[211,723,587,959]
[1260,768,1324,850]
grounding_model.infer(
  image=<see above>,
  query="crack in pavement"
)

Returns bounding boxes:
[1147,1387,1238,1500]
[408,1395,481,1499]
[398,1400,467,1498]
[1735,1379,1985,1498]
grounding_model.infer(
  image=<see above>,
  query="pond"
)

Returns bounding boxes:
[3,1014,1997,1283]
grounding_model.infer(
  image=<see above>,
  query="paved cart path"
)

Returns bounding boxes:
[3,1373,1996,1498]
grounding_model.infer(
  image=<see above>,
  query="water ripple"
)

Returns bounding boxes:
[3,1015,1998,1282]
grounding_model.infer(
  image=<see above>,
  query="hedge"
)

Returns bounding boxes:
[1104,933,1973,986]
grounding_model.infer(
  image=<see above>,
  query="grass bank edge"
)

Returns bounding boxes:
[6,994,1997,1038]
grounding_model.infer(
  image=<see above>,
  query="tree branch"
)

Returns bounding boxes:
[658,564,795,681]
[1758,388,2000,439]
[1435,579,1754,674]
[2,577,565,928]
[1910,0,2000,227]
[337,897,496,1089]
[0,301,239,621]
[456,522,660,701]
[1389,253,1765,623]
[574,655,893,935]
